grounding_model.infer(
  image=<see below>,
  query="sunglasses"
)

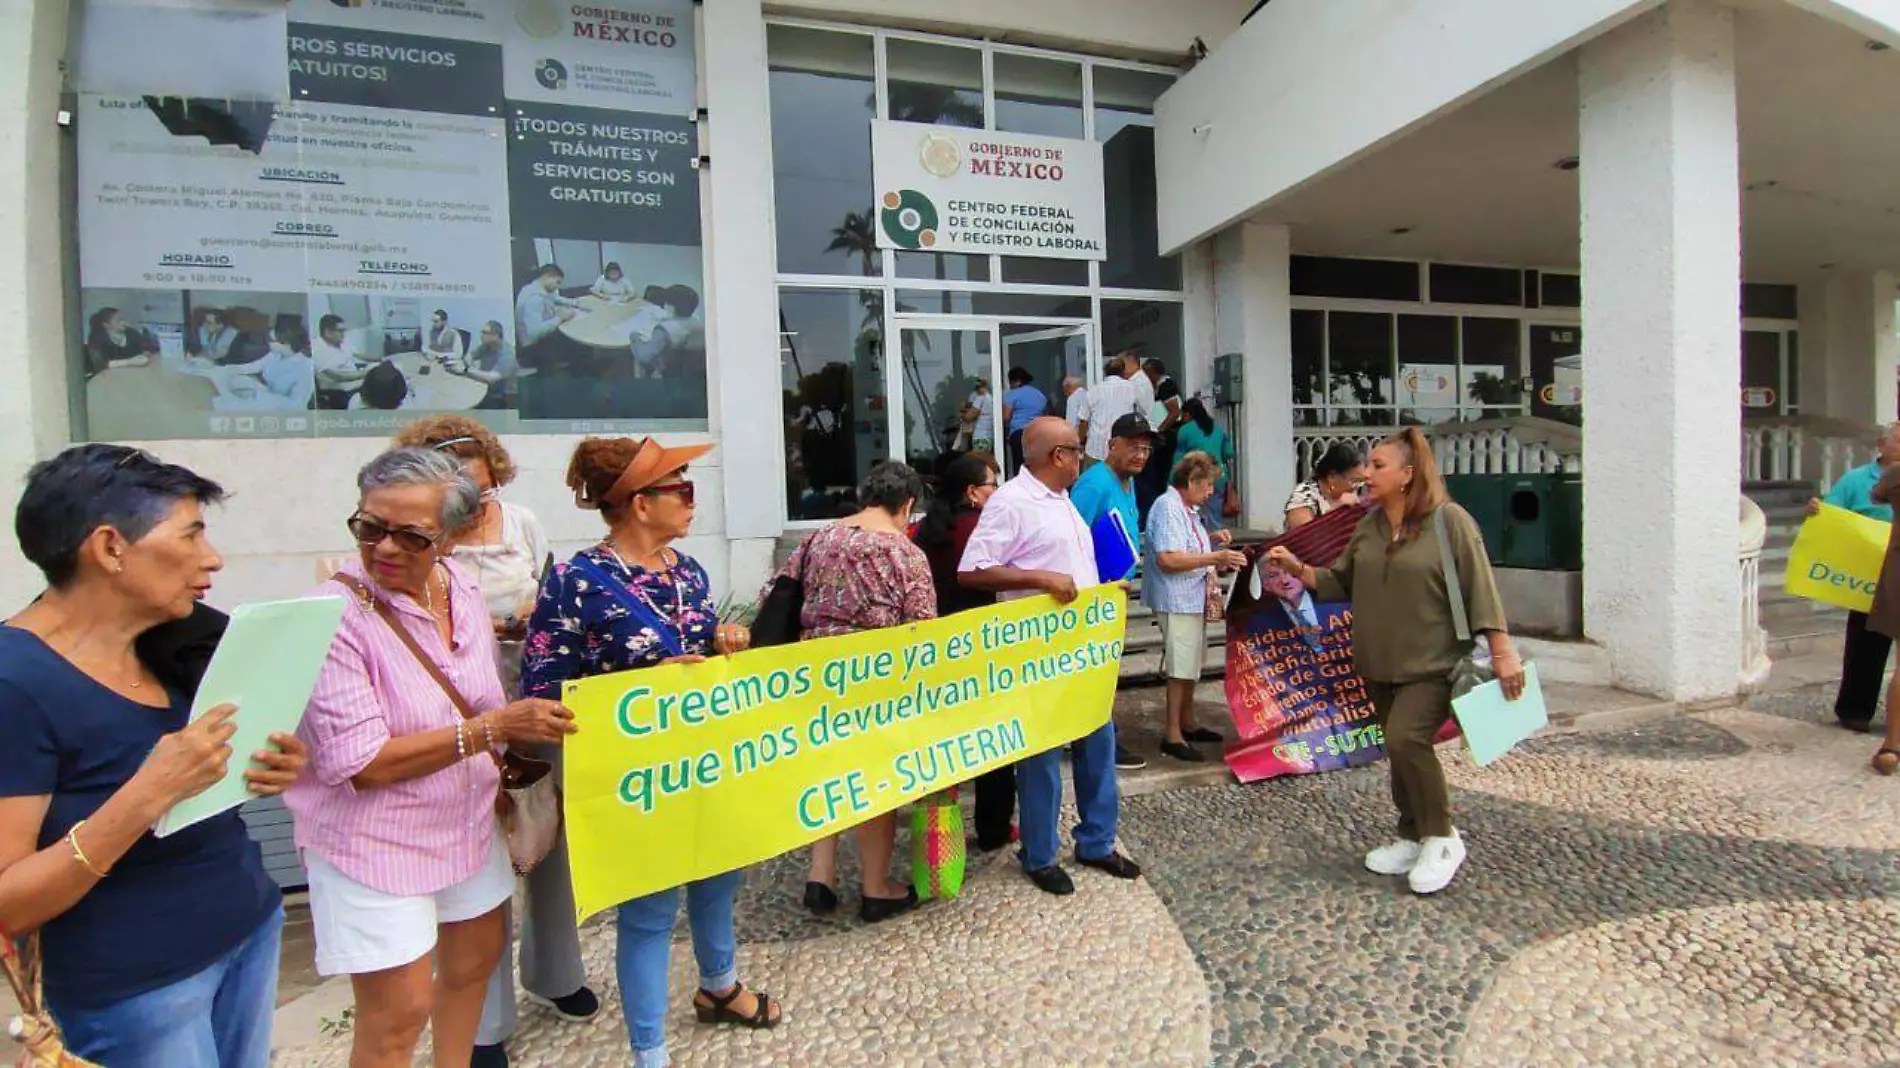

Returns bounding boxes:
[639,480,696,506]
[347,512,440,554]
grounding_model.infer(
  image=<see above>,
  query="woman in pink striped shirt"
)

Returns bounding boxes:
[286,448,577,1068]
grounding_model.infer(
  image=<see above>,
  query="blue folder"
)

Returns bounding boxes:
[1091,511,1139,583]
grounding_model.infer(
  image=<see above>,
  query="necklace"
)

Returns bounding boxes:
[601,543,685,622]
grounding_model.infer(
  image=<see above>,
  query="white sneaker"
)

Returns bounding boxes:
[1407,832,1467,895]
[1363,839,1422,876]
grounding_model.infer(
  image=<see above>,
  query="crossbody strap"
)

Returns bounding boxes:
[566,555,688,659]
[333,573,504,772]
[1431,508,1472,642]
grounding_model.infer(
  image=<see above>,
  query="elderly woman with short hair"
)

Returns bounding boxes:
[0,445,306,1066]
[1145,451,1249,764]
[523,437,780,1068]
[287,448,577,1068]
[391,417,593,1068]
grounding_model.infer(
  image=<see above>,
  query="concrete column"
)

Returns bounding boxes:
[702,0,783,590]
[1578,0,1741,701]
[1796,270,1899,427]
[1177,239,1217,402]
[1214,220,1294,532]
[0,0,72,609]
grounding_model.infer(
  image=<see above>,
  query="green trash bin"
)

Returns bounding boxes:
[1443,474,1507,565]
[1499,473,1583,571]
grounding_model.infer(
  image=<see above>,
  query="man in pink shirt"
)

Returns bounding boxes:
[958,416,1142,896]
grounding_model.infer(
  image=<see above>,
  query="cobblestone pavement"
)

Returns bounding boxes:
[272,681,1899,1067]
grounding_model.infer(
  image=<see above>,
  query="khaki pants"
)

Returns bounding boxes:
[1366,678,1455,841]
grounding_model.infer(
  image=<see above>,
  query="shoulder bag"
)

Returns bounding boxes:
[333,574,559,875]
[0,925,100,1067]
[752,536,815,648]
[1431,508,1494,700]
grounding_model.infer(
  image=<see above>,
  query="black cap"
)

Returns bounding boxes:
[1111,413,1157,440]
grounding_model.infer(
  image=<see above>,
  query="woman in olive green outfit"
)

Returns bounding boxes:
[1269,427,1525,895]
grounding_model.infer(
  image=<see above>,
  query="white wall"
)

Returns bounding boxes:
[1152,0,1663,254]
[769,0,1253,59]
[0,0,73,612]
[1797,270,1900,428]
[1578,1,1742,701]
[1784,0,1900,45]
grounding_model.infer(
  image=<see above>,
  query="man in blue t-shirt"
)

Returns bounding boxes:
[1069,413,1158,771]
[1807,421,1900,731]
[1001,367,1049,476]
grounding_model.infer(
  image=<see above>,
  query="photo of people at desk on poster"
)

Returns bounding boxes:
[509,237,708,426]
[304,294,517,433]
[79,288,318,440]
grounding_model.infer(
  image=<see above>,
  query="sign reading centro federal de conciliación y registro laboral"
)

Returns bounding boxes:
[73,0,706,443]
[870,120,1107,261]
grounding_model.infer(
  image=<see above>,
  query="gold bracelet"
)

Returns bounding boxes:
[67,820,109,879]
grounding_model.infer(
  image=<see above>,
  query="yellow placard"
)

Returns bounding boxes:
[561,586,1128,921]
[1783,503,1890,613]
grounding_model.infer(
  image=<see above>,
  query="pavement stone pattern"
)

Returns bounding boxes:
[270,681,1899,1068]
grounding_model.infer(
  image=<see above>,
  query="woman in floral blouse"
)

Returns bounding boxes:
[521,437,780,1068]
[776,461,937,923]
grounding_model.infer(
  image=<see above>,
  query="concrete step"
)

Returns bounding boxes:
[1515,635,1612,686]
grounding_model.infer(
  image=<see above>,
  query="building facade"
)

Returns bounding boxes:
[3,0,1899,707]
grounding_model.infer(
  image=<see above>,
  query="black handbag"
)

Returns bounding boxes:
[752,537,814,648]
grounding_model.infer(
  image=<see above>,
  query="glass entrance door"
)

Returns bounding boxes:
[889,317,1091,478]
[893,321,997,476]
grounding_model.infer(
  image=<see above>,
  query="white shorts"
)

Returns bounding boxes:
[1158,612,1207,682]
[305,832,514,976]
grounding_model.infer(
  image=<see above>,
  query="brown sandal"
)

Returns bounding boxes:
[694,981,781,1029]
[1874,748,1900,776]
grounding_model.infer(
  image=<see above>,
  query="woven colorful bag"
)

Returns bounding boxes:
[909,787,967,901]
[1,927,101,1067]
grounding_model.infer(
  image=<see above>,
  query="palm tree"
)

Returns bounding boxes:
[825,210,878,277]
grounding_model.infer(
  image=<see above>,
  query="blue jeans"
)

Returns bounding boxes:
[1017,720,1120,870]
[56,905,283,1067]
[615,870,742,1068]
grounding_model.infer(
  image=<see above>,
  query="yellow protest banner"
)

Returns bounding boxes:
[560,585,1127,921]
[1784,502,1890,614]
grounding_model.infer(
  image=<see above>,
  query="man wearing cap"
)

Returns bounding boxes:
[959,416,1142,896]
[1070,413,1158,771]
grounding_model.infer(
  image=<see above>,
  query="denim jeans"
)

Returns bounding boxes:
[55,905,283,1067]
[615,870,742,1068]
[1017,720,1120,871]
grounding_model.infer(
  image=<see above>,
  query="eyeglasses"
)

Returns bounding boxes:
[347,512,440,554]
[1049,444,1084,462]
[430,436,479,454]
[639,480,696,506]
[111,446,158,469]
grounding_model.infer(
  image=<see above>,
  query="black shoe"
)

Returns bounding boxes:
[1114,744,1148,770]
[1076,850,1142,880]
[1025,864,1076,895]
[471,1043,509,1068]
[1160,740,1207,763]
[803,881,839,914]
[530,985,601,1022]
[1182,726,1225,743]
[1838,717,1875,734]
[859,884,919,923]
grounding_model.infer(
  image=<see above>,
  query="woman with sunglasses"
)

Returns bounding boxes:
[912,454,1016,852]
[286,448,577,1068]
[390,418,594,1068]
[520,437,778,1068]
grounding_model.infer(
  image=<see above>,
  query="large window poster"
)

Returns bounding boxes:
[73,0,705,441]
